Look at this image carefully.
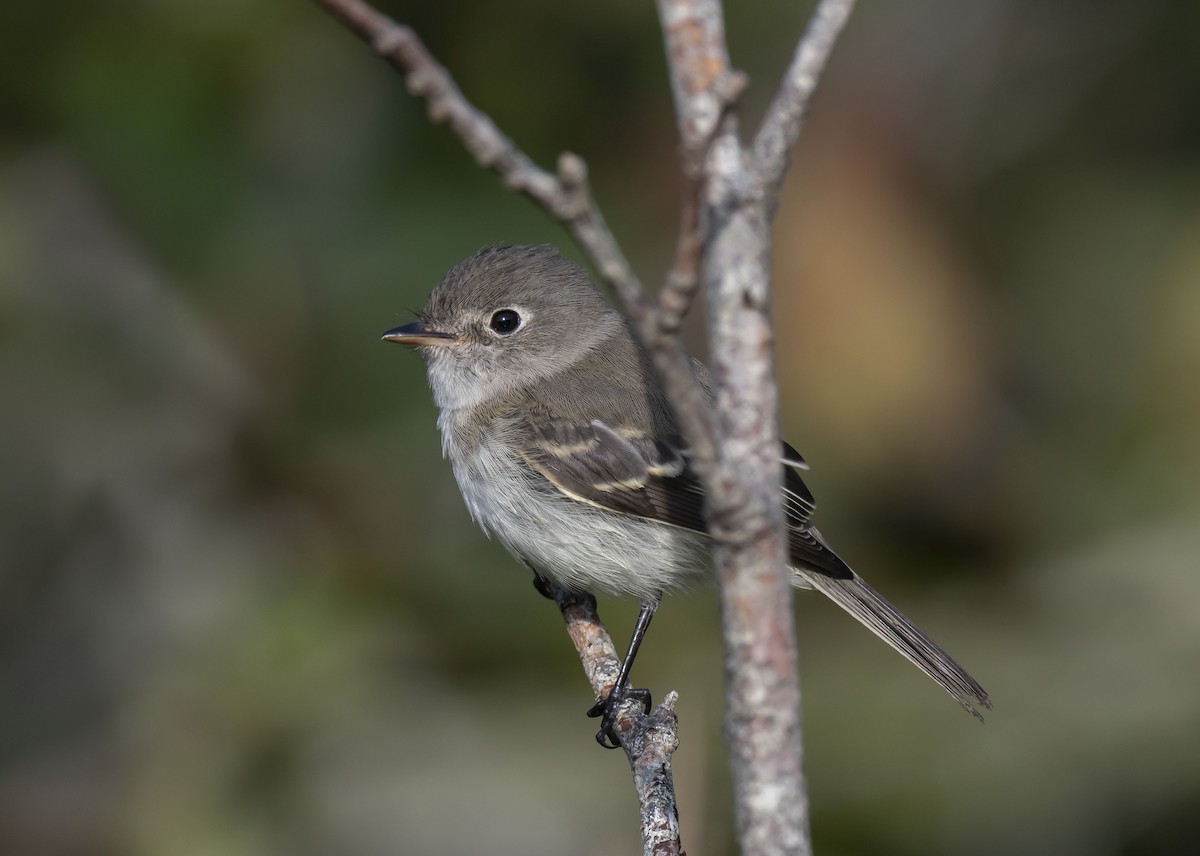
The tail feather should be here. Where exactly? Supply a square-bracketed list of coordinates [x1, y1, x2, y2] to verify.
[798, 569, 992, 719]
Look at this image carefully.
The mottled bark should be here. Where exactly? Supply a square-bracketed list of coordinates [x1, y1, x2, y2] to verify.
[655, 2, 854, 853]
[554, 589, 684, 856]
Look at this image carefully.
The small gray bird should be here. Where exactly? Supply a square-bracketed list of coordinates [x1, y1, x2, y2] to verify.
[384, 244, 990, 747]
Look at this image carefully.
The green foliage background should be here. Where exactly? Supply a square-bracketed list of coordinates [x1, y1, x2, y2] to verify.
[3, 1, 1200, 854]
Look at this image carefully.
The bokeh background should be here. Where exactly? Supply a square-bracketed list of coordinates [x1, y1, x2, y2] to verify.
[3, 1, 1200, 854]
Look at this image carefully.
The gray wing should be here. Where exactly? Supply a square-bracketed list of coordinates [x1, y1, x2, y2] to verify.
[517, 417, 851, 581]
[517, 417, 708, 532]
[519, 417, 991, 716]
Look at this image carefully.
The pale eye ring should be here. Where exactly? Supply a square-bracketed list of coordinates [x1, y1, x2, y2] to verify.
[489, 309, 522, 335]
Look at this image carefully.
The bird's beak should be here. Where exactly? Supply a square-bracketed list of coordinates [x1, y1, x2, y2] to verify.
[381, 321, 457, 347]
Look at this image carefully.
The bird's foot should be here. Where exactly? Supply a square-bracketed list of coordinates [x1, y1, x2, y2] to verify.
[531, 574, 556, 600]
[586, 684, 652, 749]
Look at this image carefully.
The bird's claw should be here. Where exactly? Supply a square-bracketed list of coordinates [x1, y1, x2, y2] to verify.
[586, 684, 652, 749]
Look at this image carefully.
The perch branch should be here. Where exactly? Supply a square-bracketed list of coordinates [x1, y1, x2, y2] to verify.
[554, 588, 684, 856]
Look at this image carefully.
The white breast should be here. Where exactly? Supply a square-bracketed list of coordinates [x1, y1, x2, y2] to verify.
[439, 412, 708, 600]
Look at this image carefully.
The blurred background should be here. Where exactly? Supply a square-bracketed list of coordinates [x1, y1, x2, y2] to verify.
[3, 0, 1199, 854]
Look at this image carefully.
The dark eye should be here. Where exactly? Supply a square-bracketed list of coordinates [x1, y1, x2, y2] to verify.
[489, 309, 522, 335]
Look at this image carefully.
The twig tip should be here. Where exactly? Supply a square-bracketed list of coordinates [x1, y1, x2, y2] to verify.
[556, 152, 588, 186]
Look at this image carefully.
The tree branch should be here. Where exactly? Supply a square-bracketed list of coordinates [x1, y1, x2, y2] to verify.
[652, 0, 746, 340]
[657, 182, 704, 341]
[751, 0, 857, 208]
[553, 588, 684, 856]
[655, 1, 850, 853]
[653, 0, 735, 153]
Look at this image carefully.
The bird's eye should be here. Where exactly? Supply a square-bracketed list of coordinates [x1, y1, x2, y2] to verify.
[489, 309, 522, 335]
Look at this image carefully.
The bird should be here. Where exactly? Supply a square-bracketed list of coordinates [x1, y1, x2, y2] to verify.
[383, 243, 990, 747]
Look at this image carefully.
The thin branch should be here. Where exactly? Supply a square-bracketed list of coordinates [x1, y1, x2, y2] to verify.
[751, 0, 857, 207]
[657, 181, 703, 341]
[653, 0, 746, 339]
[625, 693, 685, 856]
[653, 0, 734, 154]
[309, 2, 617, 273]
[553, 588, 684, 856]
[655, 1, 859, 853]
[555, 155, 719, 468]
[701, 168, 811, 855]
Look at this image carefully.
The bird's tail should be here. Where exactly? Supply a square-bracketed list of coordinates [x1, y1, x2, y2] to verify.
[797, 569, 992, 720]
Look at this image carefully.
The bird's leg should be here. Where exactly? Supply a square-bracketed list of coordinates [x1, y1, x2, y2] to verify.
[531, 573, 556, 600]
[587, 595, 660, 749]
